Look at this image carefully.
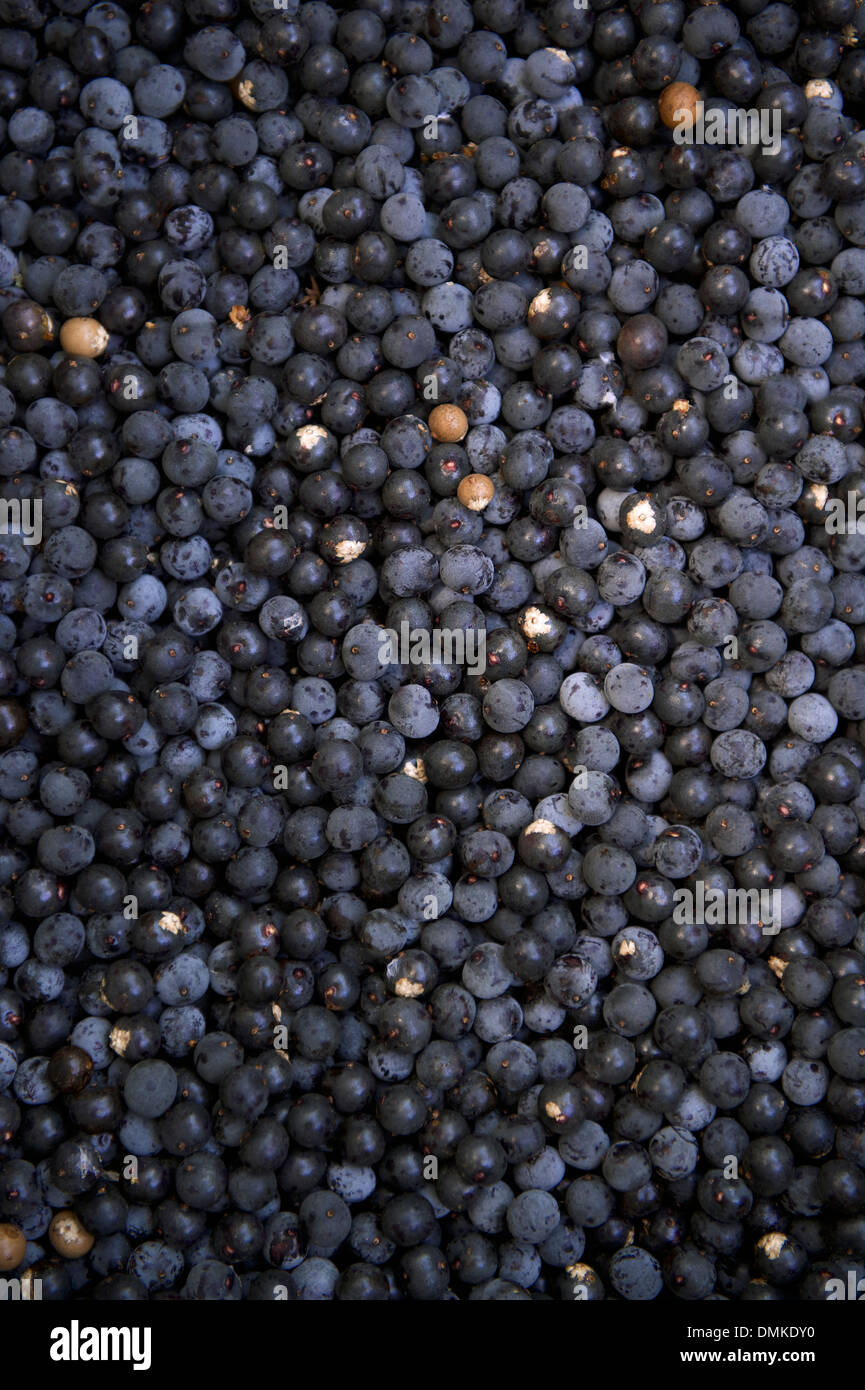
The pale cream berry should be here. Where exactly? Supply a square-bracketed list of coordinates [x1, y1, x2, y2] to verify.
[59, 317, 110, 358]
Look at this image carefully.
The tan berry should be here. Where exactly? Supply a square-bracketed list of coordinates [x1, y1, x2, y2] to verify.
[659, 82, 700, 131]
[0, 1222, 26, 1271]
[457, 473, 495, 511]
[59, 317, 110, 358]
[428, 403, 468, 443]
[49, 1210, 94, 1258]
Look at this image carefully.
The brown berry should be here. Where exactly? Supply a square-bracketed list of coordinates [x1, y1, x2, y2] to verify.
[46, 1044, 94, 1095]
[457, 474, 495, 511]
[49, 1210, 94, 1258]
[59, 317, 110, 358]
[428, 403, 468, 443]
[659, 82, 700, 131]
[0, 1222, 26, 1271]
